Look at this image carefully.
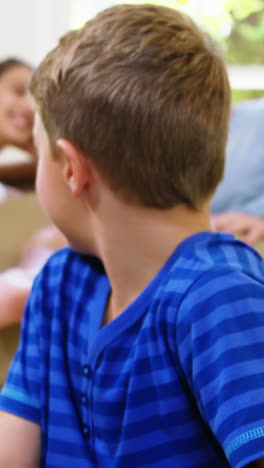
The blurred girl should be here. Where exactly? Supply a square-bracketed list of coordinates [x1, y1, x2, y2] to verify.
[0, 58, 66, 328]
[0, 58, 36, 186]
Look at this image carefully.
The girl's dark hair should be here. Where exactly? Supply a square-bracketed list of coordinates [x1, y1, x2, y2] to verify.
[0, 58, 32, 78]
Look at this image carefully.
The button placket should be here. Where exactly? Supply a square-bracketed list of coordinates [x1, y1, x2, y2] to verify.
[82, 425, 89, 438]
[83, 364, 91, 378]
[81, 393, 88, 406]
[80, 363, 92, 438]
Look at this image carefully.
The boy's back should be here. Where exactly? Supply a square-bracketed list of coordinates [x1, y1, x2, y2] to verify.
[2, 231, 264, 467]
[0, 4, 263, 468]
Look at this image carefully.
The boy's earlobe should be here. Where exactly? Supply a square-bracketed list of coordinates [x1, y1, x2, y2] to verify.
[66, 167, 78, 194]
[57, 138, 91, 197]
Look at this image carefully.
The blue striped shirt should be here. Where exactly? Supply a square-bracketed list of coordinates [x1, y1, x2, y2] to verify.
[1, 232, 264, 467]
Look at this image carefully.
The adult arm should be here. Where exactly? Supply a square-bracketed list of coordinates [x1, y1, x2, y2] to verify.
[212, 211, 264, 244]
[0, 226, 66, 329]
[0, 411, 40, 467]
[0, 269, 31, 328]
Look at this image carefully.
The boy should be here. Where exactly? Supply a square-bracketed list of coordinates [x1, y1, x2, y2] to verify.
[0, 4, 264, 467]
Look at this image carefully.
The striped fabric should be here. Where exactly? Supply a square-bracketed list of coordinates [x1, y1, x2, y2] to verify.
[1, 232, 264, 467]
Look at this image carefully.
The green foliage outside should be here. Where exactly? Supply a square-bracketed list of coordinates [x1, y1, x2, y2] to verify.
[125, 0, 264, 102]
[182, 0, 264, 102]
[73, 0, 264, 101]
[131, 0, 264, 65]
[74, 0, 264, 64]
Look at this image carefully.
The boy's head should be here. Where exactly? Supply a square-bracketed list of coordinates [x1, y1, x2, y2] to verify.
[31, 4, 230, 210]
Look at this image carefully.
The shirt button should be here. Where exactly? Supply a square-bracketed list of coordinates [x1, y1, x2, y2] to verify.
[81, 394, 87, 405]
[82, 425, 89, 438]
[83, 365, 91, 377]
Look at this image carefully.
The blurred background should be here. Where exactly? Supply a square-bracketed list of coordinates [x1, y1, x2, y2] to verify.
[1, 0, 263, 104]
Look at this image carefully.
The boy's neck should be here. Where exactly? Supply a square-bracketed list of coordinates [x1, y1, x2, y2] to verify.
[88, 197, 211, 324]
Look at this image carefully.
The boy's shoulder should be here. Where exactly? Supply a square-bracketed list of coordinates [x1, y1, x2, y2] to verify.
[26, 247, 110, 329]
[176, 231, 264, 275]
[42, 246, 105, 272]
[167, 232, 264, 326]
[203, 232, 264, 280]
[160, 232, 264, 313]
[33, 246, 107, 296]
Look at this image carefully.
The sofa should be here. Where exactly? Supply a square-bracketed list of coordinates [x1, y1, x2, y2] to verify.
[0, 192, 50, 386]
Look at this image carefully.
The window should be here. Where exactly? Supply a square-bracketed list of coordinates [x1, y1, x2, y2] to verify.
[70, 0, 264, 102]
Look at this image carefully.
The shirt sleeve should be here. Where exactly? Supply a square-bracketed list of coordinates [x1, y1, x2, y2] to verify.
[0, 272, 44, 424]
[177, 267, 264, 468]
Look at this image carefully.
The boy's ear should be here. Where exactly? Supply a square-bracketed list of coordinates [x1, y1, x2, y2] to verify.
[56, 139, 92, 197]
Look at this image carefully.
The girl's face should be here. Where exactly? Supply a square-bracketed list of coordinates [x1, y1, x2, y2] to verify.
[0, 65, 34, 149]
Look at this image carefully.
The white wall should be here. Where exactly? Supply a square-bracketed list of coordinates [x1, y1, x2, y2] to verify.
[0, 0, 72, 66]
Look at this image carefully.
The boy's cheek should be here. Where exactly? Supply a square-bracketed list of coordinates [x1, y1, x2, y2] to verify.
[35, 163, 50, 213]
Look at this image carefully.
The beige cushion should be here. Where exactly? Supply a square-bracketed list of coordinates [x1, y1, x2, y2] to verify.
[0, 193, 50, 270]
[0, 193, 50, 386]
[0, 326, 20, 386]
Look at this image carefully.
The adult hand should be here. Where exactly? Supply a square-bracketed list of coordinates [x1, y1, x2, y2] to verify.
[0, 268, 32, 328]
[211, 211, 264, 245]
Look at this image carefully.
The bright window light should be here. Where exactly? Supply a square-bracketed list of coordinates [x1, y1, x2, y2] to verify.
[69, 0, 264, 91]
